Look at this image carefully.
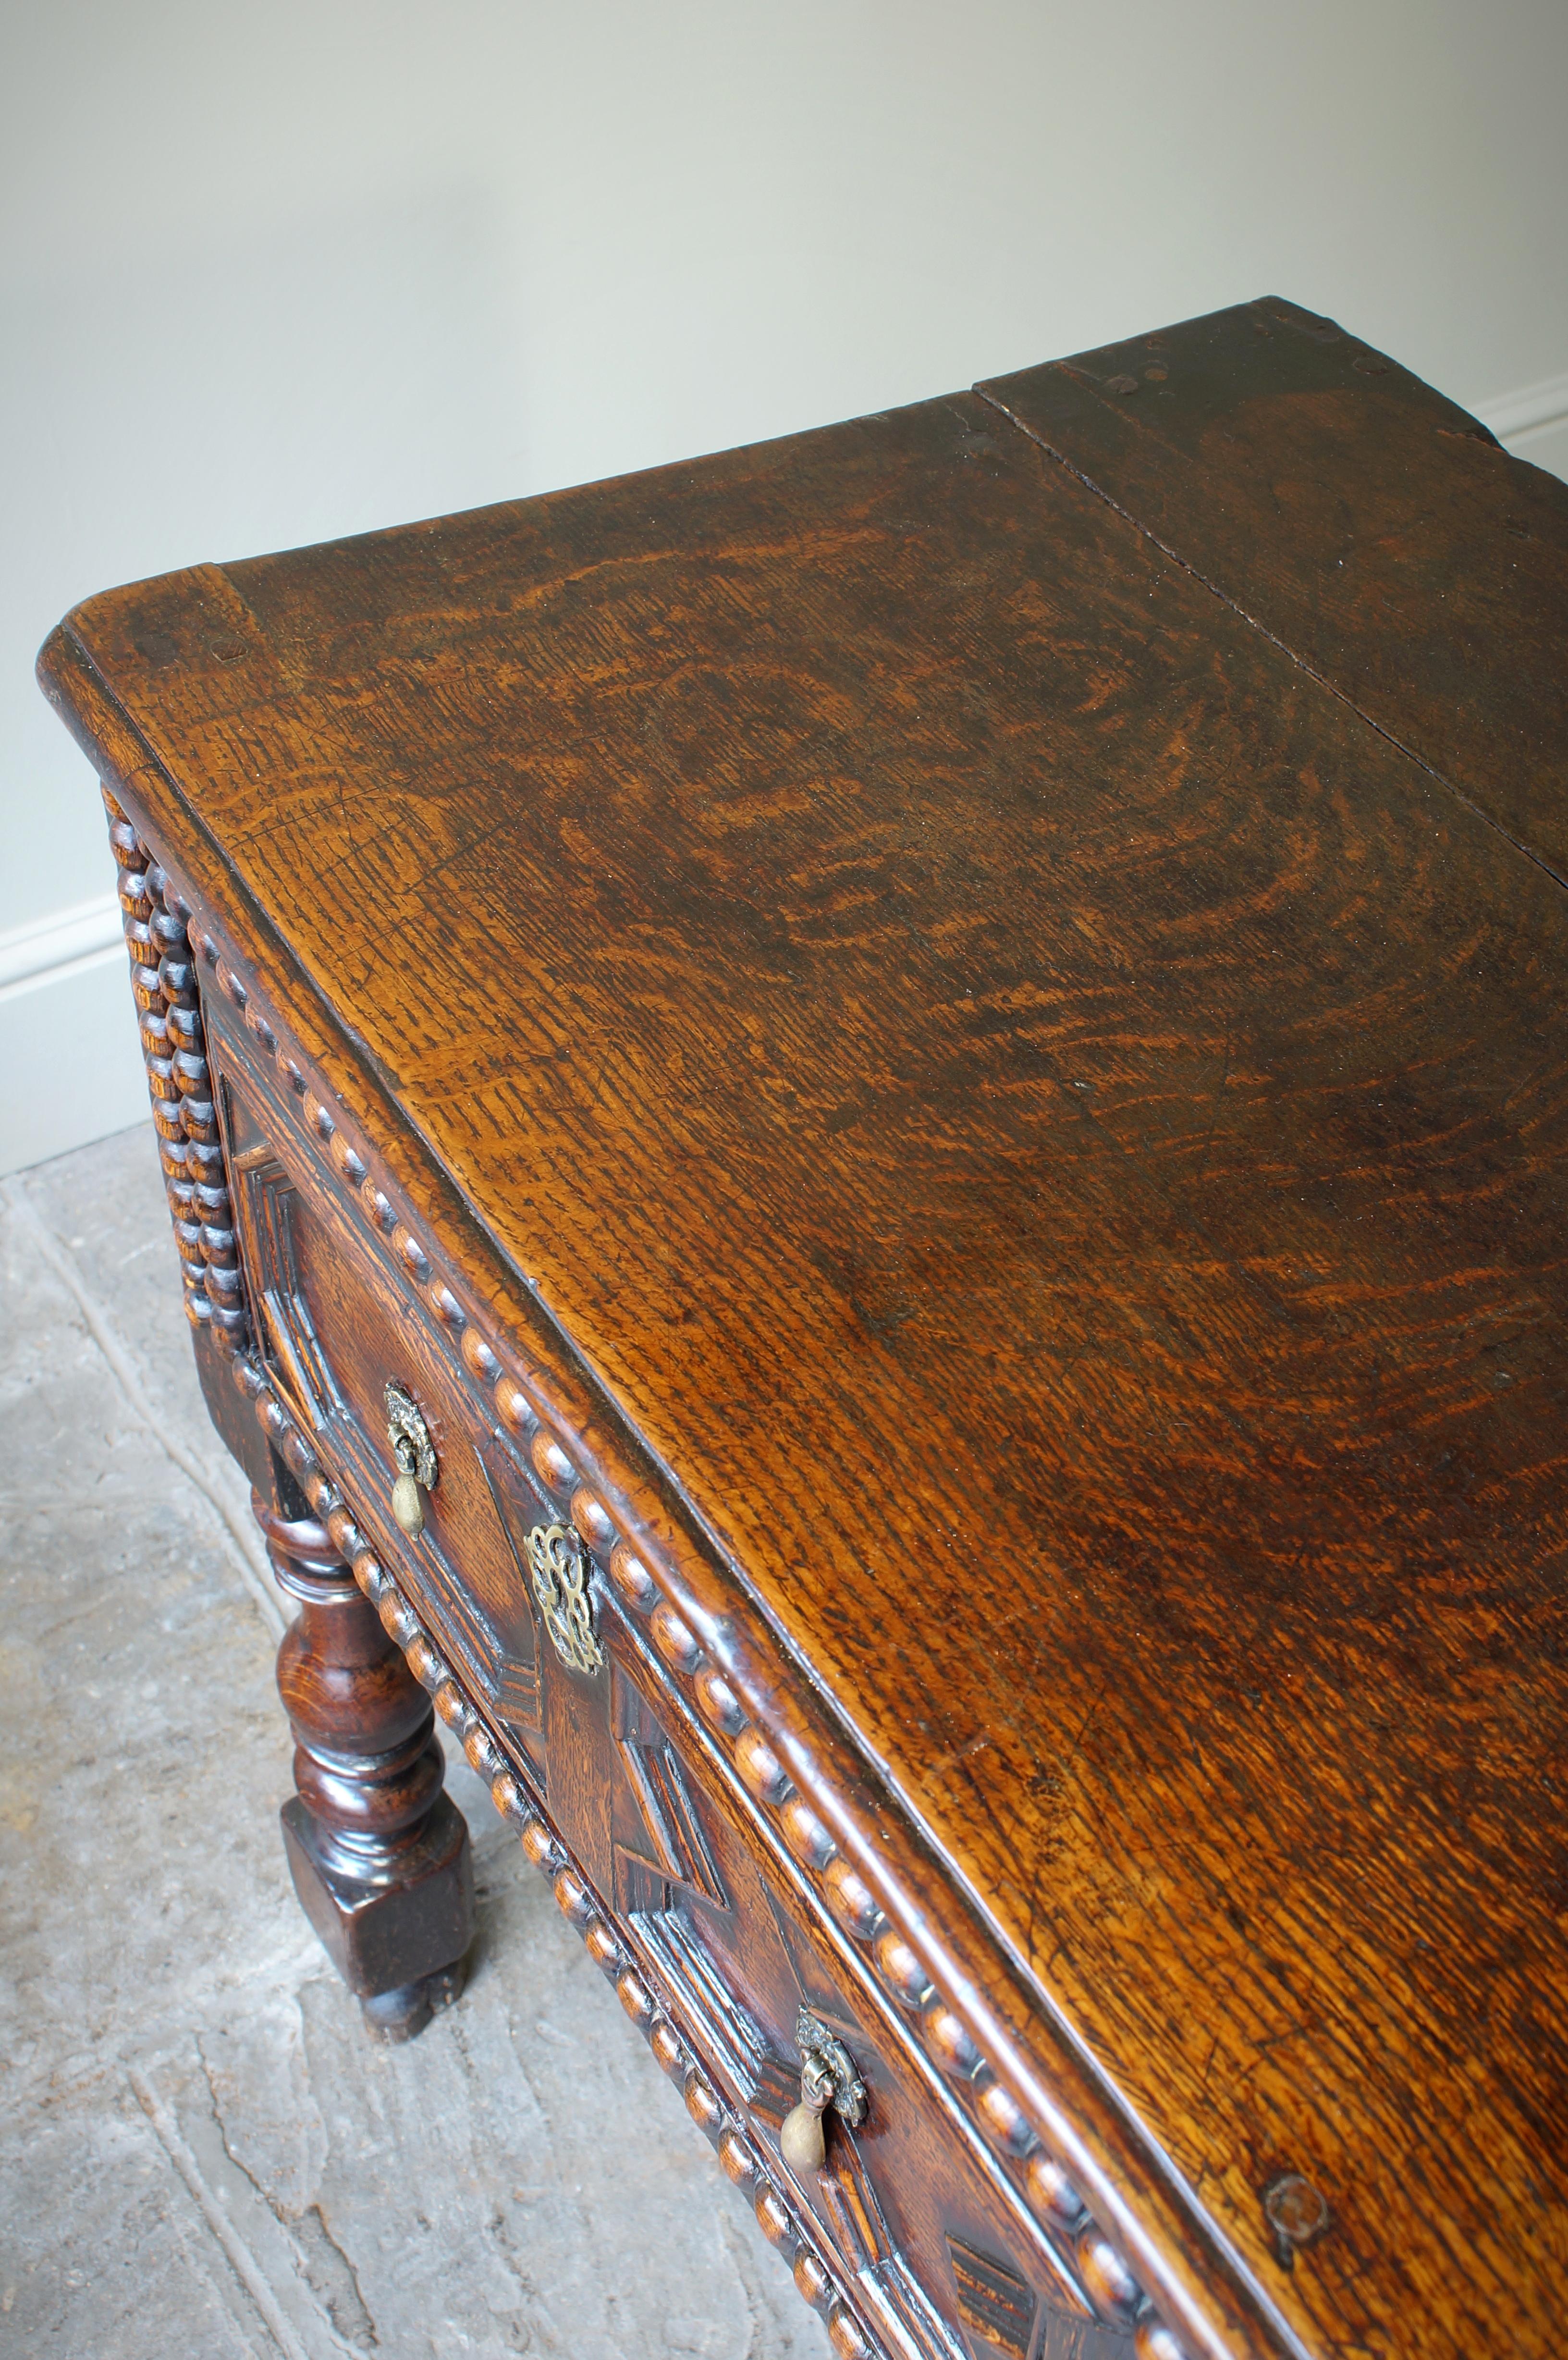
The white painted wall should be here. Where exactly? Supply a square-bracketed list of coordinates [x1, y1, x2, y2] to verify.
[4, 0, 1567, 1173]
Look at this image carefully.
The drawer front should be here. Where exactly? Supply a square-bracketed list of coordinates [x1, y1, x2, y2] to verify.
[596, 1638, 1109, 2360]
[202, 996, 1157, 2360]
[220, 1058, 548, 1756]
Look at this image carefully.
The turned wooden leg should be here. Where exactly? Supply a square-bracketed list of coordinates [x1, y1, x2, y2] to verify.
[257, 1497, 475, 2042]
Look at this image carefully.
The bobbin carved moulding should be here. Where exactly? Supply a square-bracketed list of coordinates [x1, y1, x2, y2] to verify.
[38, 296, 1568, 2360]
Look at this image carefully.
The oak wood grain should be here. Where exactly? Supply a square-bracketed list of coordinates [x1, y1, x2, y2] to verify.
[980, 294, 1568, 876]
[39, 312, 1568, 2359]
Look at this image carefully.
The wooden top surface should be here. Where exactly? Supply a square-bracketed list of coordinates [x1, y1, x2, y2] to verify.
[981, 299, 1568, 875]
[44, 300, 1568, 2357]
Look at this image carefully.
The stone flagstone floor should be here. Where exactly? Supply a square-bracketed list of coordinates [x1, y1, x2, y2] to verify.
[0, 1121, 825, 2360]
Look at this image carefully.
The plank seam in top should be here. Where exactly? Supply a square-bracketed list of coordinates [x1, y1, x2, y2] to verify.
[972, 374, 1568, 905]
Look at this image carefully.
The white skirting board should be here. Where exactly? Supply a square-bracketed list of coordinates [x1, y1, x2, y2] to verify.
[0, 900, 150, 1178]
[1478, 368, 1568, 486]
[1501, 411, 1568, 485]
[4, 369, 1564, 1180]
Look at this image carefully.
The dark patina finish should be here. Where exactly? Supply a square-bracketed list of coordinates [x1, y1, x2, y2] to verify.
[38, 297, 1568, 2360]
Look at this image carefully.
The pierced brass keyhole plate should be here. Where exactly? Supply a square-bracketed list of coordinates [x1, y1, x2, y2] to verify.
[526, 1521, 604, 1676]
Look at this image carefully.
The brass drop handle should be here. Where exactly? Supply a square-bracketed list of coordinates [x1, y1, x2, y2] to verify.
[385, 1382, 438, 1536]
[780, 2008, 867, 2172]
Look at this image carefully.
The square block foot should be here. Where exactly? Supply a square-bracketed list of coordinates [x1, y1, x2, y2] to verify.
[281, 1793, 474, 2004]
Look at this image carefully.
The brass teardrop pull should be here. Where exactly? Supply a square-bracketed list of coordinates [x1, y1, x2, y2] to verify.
[780, 2008, 867, 2173]
[385, 1382, 438, 1536]
[391, 1470, 425, 1536]
[780, 2066, 833, 2171]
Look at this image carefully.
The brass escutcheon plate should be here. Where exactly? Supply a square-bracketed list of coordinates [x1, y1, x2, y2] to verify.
[384, 1381, 438, 1489]
[797, 2006, 868, 2126]
[526, 1521, 603, 1676]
